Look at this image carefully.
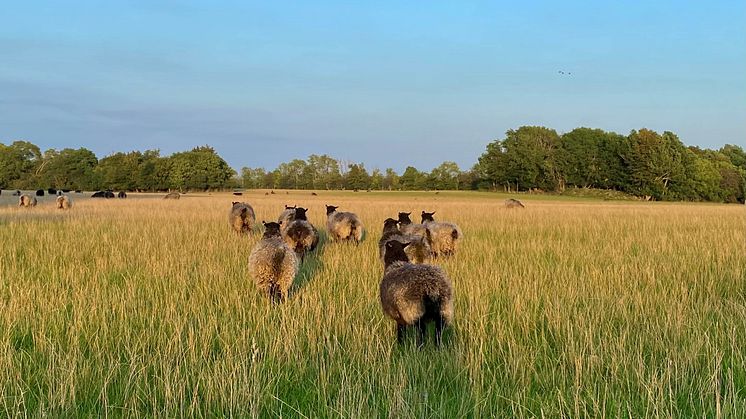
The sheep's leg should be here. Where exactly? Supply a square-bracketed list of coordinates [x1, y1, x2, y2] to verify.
[416, 321, 427, 348]
[435, 315, 445, 348]
[396, 324, 406, 344]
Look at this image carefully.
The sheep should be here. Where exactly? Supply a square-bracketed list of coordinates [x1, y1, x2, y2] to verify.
[19, 194, 37, 208]
[164, 192, 180, 199]
[248, 221, 299, 303]
[91, 191, 114, 198]
[397, 212, 429, 237]
[12, 190, 21, 196]
[379, 239, 454, 347]
[35, 189, 44, 197]
[505, 198, 525, 208]
[118, 191, 127, 199]
[56, 195, 72, 209]
[420, 211, 462, 257]
[48, 188, 57, 195]
[325, 205, 363, 243]
[282, 207, 319, 259]
[277, 205, 296, 227]
[378, 218, 433, 264]
[229, 201, 256, 234]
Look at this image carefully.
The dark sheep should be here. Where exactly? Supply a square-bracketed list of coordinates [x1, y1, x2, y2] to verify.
[118, 191, 127, 199]
[36, 189, 44, 197]
[48, 188, 57, 195]
[282, 207, 319, 259]
[380, 240, 454, 347]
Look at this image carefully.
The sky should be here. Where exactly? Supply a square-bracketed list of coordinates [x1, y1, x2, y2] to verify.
[1, 1, 744, 172]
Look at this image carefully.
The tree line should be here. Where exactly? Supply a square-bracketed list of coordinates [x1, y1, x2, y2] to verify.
[2, 126, 744, 202]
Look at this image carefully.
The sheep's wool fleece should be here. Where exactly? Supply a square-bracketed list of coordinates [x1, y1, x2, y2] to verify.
[327, 212, 363, 241]
[380, 262, 454, 326]
[248, 237, 299, 296]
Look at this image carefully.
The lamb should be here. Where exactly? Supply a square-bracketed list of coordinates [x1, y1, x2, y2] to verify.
[56, 195, 72, 209]
[282, 207, 319, 259]
[397, 212, 429, 237]
[325, 205, 364, 243]
[378, 218, 433, 264]
[379, 239, 454, 347]
[504, 198, 525, 208]
[164, 192, 180, 199]
[19, 194, 37, 208]
[229, 201, 256, 234]
[248, 221, 299, 303]
[420, 211, 462, 257]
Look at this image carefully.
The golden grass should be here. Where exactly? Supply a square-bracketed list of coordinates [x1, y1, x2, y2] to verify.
[0, 191, 744, 417]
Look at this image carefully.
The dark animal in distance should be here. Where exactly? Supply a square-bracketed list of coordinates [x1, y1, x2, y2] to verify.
[91, 191, 115, 198]
[48, 188, 57, 195]
[35, 189, 44, 197]
[118, 191, 127, 199]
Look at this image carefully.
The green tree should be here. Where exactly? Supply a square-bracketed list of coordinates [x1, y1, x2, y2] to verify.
[427, 161, 461, 190]
[344, 163, 370, 190]
[37, 148, 98, 190]
[399, 166, 426, 190]
[0, 140, 42, 189]
[383, 168, 400, 190]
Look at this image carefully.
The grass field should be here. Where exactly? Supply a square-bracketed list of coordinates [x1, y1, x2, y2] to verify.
[0, 190, 744, 417]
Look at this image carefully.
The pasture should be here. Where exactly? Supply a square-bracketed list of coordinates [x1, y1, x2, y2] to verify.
[0, 191, 744, 417]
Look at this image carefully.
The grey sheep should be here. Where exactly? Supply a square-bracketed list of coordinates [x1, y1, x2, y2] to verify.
[420, 211, 462, 257]
[282, 207, 319, 260]
[277, 205, 296, 234]
[248, 221, 299, 303]
[325, 205, 364, 242]
[164, 192, 180, 199]
[229, 201, 256, 234]
[505, 198, 525, 208]
[56, 195, 73, 209]
[397, 212, 429, 237]
[380, 239, 454, 347]
[378, 218, 433, 264]
[19, 194, 37, 208]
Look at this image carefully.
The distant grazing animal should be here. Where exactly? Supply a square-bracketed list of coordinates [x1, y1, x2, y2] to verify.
[62, 189, 71, 193]
[56, 190, 63, 196]
[311, 192, 318, 196]
[420, 211, 462, 257]
[380, 240, 454, 347]
[56, 195, 72, 209]
[118, 191, 127, 199]
[232, 192, 243, 196]
[270, 190, 276, 195]
[19, 194, 37, 208]
[265, 192, 269, 196]
[12, 190, 21, 196]
[397, 212, 429, 237]
[325, 205, 364, 243]
[504, 198, 525, 208]
[282, 207, 319, 259]
[74, 190, 81, 193]
[248, 221, 299, 303]
[91, 191, 115, 198]
[48, 188, 57, 195]
[164, 192, 180, 200]
[229, 201, 256, 234]
[378, 218, 432, 264]
[35, 189, 44, 197]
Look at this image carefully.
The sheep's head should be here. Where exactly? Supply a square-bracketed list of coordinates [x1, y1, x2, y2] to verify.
[325, 205, 339, 215]
[382, 218, 399, 233]
[293, 207, 308, 221]
[421, 211, 436, 223]
[262, 221, 282, 237]
[397, 212, 413, 225]
[384, 240, 411, 268]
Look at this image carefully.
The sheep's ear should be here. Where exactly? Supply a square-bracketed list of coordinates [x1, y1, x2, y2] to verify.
[278, 221, 282, 225]
[406, 212, 411, 216]
[403, 242, 412, 248]
[232, 201, 237, 205]
[262, 221, 267, 225]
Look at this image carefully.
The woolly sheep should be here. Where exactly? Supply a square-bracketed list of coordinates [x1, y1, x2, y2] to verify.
[164, 192, 180, 200]
[229, 201, 256, 234]
[325, 205, 364, 243]
[56, 195, 72, 209]
[420, 211, 462, 257]
[282, 207, 319, 259]
[380, 239, 454, 347]
[248, 221, 299, 303]
[19, 194, 37, 208]
[277, 205, 296, 234]
[504, 198, 525, 208]
[378, 218, 433, 264]
[397, 212, 429, 237]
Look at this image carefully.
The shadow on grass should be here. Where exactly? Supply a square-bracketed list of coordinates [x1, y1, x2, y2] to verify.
[292, 229, 327, 296]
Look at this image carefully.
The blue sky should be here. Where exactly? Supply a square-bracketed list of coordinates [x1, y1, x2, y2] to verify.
[1, 1, 744, 172]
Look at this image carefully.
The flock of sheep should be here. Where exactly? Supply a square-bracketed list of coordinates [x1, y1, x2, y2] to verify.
[235, 201, 465, 347]
[17, 192, 73, 210]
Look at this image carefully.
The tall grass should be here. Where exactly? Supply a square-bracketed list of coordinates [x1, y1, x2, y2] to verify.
[0, 192, 744, 417]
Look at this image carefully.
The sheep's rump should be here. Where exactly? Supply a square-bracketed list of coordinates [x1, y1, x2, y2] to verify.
[380, 262, 454, 326]
[424, 222, 462, 256]
[19, 195, 37, 207]
[378, 232, 432, 264]
[56, 195, 72, 209]
[229, 202, 256, 233]
[504, 198, 524, 208]
[399, 223, 428, 237]
[283, 220, 319, 254]
[278, 208, 296, 233]
[248, 237, 298, 298]
[327, 212, 363, 241]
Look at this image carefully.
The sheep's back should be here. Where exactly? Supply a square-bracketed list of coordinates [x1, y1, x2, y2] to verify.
[380, 263, 454, 325]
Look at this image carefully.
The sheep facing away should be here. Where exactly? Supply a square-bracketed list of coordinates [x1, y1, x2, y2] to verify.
[505, 198, 525, 208]
[19, 195, 37, 208]
[248, 221, 299, 303]
[56, 195, 72, 209]
[282, 207, 319, 259]
[397, 212, 429, 237]
[378, 218, 432, 264]
[380, 240, 454, 347]
[420, 211, 462, 257]
[229, 201, 256, 234]
[326, 205, 364, 242]
[277, 205, 296, 234]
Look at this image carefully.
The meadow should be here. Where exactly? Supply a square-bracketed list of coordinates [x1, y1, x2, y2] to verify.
[0, 190, 744, 417]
